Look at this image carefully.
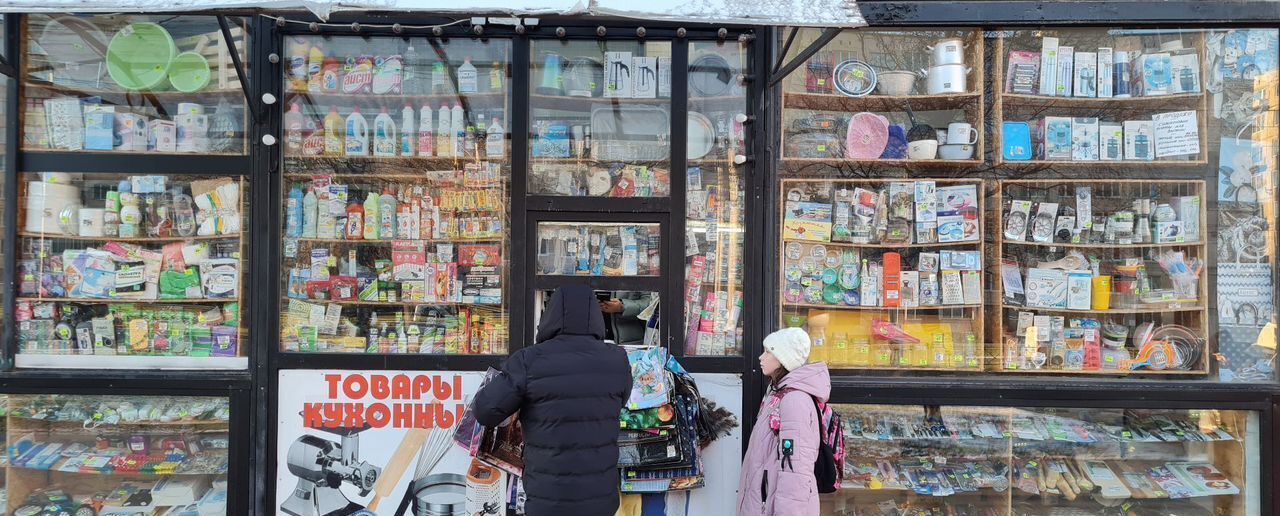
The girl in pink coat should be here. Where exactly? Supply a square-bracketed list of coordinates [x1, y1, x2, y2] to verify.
[737, 328, 832, 516]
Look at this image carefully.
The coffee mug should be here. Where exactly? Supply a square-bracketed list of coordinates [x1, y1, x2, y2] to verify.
[908, 139, 939, 160]
[947, 122, 979, 145]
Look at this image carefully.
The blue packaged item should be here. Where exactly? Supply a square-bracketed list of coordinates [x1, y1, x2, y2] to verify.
[1002, 121, 1032, 161]
[880, 124, 908, 159]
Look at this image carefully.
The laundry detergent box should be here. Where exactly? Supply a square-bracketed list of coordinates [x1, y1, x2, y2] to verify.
[1071, 117, 1099, 160]
[1123, 120, 1154, 160]
[1099, 122, 1124, 161]
[1037, 116, 1073, 160]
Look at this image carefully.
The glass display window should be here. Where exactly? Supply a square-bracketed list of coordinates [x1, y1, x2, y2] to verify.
[0, 393, 231, 515]
[535, 289, 661, 346]
[779, 28, 985, 173]
[775, 27, 1280, 382]
[22, 15, 250, 156]
[685, 39, 749, 356]
[535, 222, 662, 277]
[14, 172, 247, 369]
[279, 35, 511, 355]
[822, 403, 1259, 516]
[528, 40, 673, 197]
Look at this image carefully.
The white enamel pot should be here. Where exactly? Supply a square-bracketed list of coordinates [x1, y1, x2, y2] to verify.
[928, 37, 968, 65]
[919, 64, 971, 95]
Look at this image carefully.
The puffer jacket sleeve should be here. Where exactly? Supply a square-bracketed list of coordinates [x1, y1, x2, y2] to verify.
[769, 390, 820, 516]
[472, 348, 531, 427]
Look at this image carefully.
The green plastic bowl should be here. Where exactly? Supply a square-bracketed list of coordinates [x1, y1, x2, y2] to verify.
[168, 51, 211, 93]
[106, 22, 177, 91]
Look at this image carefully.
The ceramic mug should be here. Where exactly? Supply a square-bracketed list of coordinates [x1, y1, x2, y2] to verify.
[947, 122, 979, 145]
[908, 139, 939, 160]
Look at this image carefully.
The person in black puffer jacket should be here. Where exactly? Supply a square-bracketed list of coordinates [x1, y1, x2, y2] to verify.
[472, 285, 633, 516]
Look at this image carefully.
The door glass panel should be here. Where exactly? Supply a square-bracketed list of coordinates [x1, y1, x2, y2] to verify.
[529, 40, 673, 197]
[279, 35, 511, 355]
[535, 289, 660, 346]
[535, 222, 661, 277]
[685, 39, 748, 356]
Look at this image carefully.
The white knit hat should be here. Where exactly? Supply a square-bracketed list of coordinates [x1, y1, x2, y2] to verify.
[763, 328, 811, 372]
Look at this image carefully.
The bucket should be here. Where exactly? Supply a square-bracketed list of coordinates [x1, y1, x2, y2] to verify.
[168, 51, 211, 93]
[106, 22, 177, 91]
[24, 181, 82, 235]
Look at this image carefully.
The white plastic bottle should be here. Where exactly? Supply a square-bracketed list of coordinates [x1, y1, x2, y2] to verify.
[373, 108, 397, 157]
[486, 117, 505, 158]
[418, 105, 434, 157]
[345, 107, 370, 156]
[451, 102, 465, 157]
[285, 102, 305, 154]
[458, 56, 478, 93]
[380, 186, 397, 239]
[436, 103, 452, 158]
[302, 187, 318, 238]
[400, 104, 415, 157]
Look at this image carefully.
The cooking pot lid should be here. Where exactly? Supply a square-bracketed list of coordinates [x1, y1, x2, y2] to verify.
[689, 53, 734, 97]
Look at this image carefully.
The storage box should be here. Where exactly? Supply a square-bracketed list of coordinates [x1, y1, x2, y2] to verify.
[1170, 51, 1200, 94]
[1073, 51, 1097, 97]
[1067, 271, 1092, 310]
[1123, 120, 1154, 160]
[149, 119, 177, 152]
[1171, 195, 1201, 241]
[1099, 122, 1123, 160]
[1071, 117, 1099, 160]
[114, 113, 150, 151]
[1038, 116, 1073, 160]
[1097, 48, 1114, 97]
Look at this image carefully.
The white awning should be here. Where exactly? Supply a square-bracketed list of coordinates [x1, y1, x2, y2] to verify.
[0, 0, 865, 27]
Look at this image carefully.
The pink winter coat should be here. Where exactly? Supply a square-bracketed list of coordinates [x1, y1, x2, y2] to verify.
[736, 362, 832, 516]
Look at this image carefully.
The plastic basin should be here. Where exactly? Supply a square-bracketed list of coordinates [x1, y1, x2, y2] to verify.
[106, 22, 177, 91]
[169, 51, 211, 93]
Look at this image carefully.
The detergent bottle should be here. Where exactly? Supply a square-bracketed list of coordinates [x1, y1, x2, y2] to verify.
[363, 191, 381, 240]
[418, 104, 434, 157]
[450, 102, 465, 157]
[345, 107, 369, 157]
[373, 107, 397, 157]
[436, 103, 452, 157]
[400, 104, 415, 156]
[323, 107, 344, 157]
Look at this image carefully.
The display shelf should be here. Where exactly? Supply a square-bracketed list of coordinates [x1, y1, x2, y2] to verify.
[1000, 304, 1204, 315]
[303, 299, 502, 307]
[282, 172, 492, 181]
[7, 417, 228, 428]
[283, 155, 493, 164]
[830, 365, 983, 373]
[779, 158, 983, 171]
[7, 462, 226, 477]
[24, 79, 242, 101]
[783, 91, 982, 112]
[786, 302, 983, 311]
[784, 238, 981, 250]
[531, 93, 673, 109]
[998, 159, 1209, 168]
[14, 355, 248, 369]
[291, 237, 503, 245]
[999, 92, 1206, 109]
[996, 366, 1206, 376]
[288, 91, 506, 104]
[20, 148, 243, 157]
[17, 231, 240, 243]
[15, 297, 232, 305]
[1002, 240, 1203, 249]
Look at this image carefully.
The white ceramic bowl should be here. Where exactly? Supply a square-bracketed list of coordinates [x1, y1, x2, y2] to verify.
[907, 139, 939, 160]
[877, 71, 917, 96]
[938, 143, 975, 160]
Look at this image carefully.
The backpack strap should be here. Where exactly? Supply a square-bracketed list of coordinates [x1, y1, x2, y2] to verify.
[768, 387, 826, 438]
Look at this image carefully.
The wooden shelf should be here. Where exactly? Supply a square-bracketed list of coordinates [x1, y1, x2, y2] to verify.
[785, 302, 982, 311]
[16, 297, 232, 305]
[1000, 92, 1206, 109]
[291, 237, 503, 244]
[828, 365, 984, 373]
[784, 91, 981, 112]
[530, 157, 669, 166]
[1003, 240, 1204, 249]
[995, 367, 1208, 376]
[25, 80, 242, 101]
[8, 416, 228, 428]
[285, 155, 498, 164]
[283, 172, 506, 182]
[295, 299, 502, 308]
[8, 462, 225, 477]
[784, 238, 981, 250]
[288, 90, 505, 104]
[997, 159, 1208, 168]
[1000, 304, 1204, 315]
[531, 93, 672, 110]
[780, 158, 983, 171]
[18, 231, 240, 243]
[22, 148, 244, 157]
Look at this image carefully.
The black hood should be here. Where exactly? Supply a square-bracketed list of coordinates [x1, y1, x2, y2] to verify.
[536, 285, 606, 343]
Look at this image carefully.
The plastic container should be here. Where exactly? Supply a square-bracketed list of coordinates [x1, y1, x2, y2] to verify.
[168, 51, 211, 93]
[786, 131, 843, 159]
[106, 22, 177, 91]
[24, 181, 82, 234]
